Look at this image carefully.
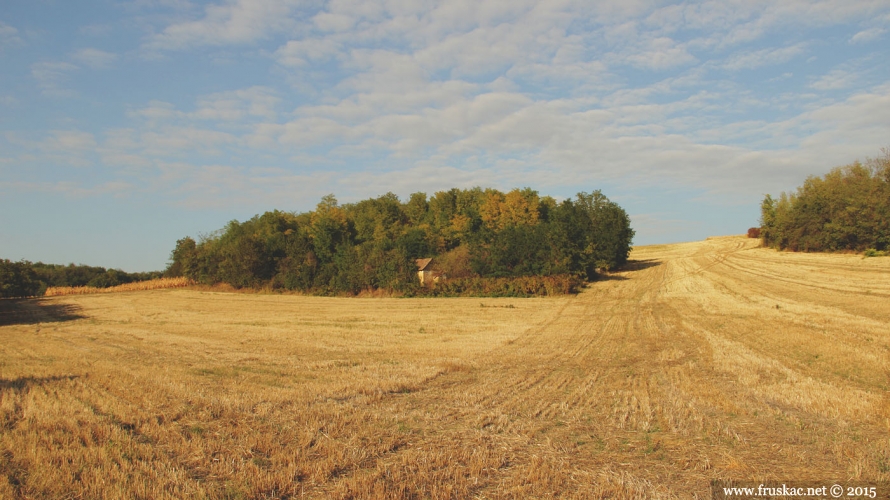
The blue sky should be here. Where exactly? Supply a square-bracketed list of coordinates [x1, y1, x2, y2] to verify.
[2, 0, 889, 272]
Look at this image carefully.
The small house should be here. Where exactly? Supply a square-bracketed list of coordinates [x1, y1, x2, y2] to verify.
[415, 258, 445, 286]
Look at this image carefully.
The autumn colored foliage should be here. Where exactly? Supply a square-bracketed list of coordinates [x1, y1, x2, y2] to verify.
[166, 188, 634, 296]
[760, 151, 890, 253]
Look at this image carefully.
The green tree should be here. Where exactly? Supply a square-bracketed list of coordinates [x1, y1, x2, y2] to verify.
[87, 269, 132, 288]
[574, 191, 635, 271]
[761, 151, 890, 252]
[347, 192, 406, 245]
[759, 195, 777, 247]
[0, 260, 45, 298]
[404, 192, 430, 227]
[309, 195, 351, 263]
[165, 237, 198, 277]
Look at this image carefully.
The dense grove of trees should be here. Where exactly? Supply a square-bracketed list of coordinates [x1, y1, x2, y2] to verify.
[0, 260, 45, 298]
[0, 260, 163, 298]
[166, 188, 634, 295]
[760, 152, 890, 252]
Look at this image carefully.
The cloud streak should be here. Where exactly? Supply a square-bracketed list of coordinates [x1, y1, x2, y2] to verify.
[30, 61, 79, 97]
[72, 48, 118, 68]
[0, 21, 23, 49]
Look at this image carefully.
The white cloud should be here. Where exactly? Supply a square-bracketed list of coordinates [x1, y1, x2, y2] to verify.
[629, 213, 701, 240]
[338, 164, 499, 199]
[12, 0, 889, 216]
[801, 84, 890, 144]
[849, 27, 886, 43]
[30, 61, 79, 97]
[126, 0, 195, 10]
[810, 69, 857, 90]
[412, 20, 545, 77]
[139, 127, 237, 155]
[130, 100, 182, 121]
[79, 24, 113, 37]
[278, 116, 354, 148]
[769, 72, 794, 82]
[253, 78, 889, 202]
[130, 88, 282, 124]
[31, 62, 77, 83]
[275, 38, 341, 66]
[723, 44, 806, 70]
[100, 152, 154, 170]
[3, 180, 134, 198]
[293, 78, 478, 123]
[3, 130, 100, 169]
[191, 86, 281, 121]
[717, 1, 887, 46]
[153, 161, 332, 209]
[312, 11, 355, 32]
[46, 130, 97, 151]
[72, 48, 119, 68]
[0, 21, 23, 49]
[620, 37, 697, 70]
[144, 0, 300, 51]
[100, 123, 239, 159]
[538, 84, 890, 194]
[103, 128, 142, 151]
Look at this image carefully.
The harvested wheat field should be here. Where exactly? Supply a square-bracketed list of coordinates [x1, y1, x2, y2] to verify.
[1, 235, 889, 499]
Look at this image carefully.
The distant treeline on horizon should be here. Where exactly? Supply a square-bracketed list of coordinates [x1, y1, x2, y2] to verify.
[164, 188, 635, 296]
[0, 261, 162, 298]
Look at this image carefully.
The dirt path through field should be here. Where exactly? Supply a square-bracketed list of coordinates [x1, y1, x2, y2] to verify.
[329, 236, 890, 497]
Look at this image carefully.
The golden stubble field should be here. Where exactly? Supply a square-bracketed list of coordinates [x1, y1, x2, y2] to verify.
[1, 236, 889, 499]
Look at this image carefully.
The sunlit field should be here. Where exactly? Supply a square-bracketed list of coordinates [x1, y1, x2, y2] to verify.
[1, 236, 888, 498]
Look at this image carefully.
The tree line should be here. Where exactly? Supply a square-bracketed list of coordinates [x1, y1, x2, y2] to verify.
[165, 188, 634, 296]
[760, 151, 890, 253]
[0, 260, 162, 298]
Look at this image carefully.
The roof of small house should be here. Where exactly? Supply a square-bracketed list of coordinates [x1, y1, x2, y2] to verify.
[415, 258, 433, 271]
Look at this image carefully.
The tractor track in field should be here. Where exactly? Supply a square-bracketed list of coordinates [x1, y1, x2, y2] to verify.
[318, 236, 890, 497]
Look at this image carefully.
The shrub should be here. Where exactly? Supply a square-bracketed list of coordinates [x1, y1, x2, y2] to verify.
[863, 248, 887, 258]
[0, 259, 46, 298]
[747, 227, 761, 238]
[417, 274, 583, 297]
